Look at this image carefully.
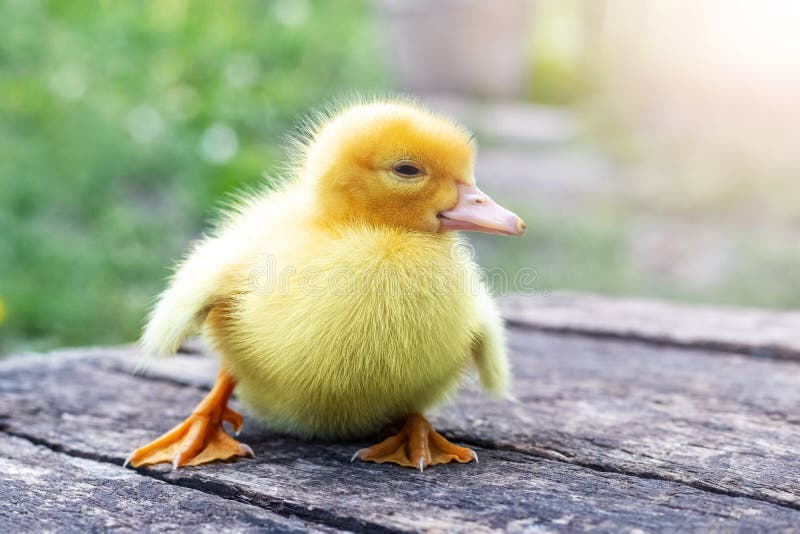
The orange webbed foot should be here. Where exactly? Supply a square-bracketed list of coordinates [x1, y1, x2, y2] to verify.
[124, 409, 253, 468]
[351, 413, 477, 472]
[125, 370, 254, 469]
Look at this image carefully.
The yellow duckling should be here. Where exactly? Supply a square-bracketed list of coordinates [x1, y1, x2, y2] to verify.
[126, 98, 525, 471]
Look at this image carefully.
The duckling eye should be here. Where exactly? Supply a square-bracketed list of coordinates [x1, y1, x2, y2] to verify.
[392, 162, 424, 178]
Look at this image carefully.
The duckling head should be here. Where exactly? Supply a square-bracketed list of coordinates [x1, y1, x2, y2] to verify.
[300, 100, 525, 236]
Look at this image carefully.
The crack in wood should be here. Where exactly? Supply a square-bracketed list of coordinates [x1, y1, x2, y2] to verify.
[501, 293, 800, 361]
[0, 432, 336, 533]
[506, 320, 793, 362]
[447, 433, 800, 514]
[12, 422, 794, 530]
[0, 429, 399, 534]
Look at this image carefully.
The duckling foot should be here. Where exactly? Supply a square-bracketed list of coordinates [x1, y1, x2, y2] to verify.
[125, 370, 254, 469]
[351, 413, 477, 472]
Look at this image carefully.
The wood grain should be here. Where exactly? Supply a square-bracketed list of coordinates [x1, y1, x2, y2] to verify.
[501, 292, 800, 359]
[3, 337, 800, 531]
[441, 330, 800, 509]
[0, 433, 339, 533]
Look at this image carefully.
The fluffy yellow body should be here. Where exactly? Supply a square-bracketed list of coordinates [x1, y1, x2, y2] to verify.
[206, 191, 502, 438]
[139, 100, 511, 443]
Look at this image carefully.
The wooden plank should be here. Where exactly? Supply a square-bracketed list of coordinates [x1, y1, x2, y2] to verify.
[2, 351, 800, 531]
[108, 331, 800, 510]
[0, 433, 339, 533]
[439, 329, 800, 509]
[501, 292, 800, 359]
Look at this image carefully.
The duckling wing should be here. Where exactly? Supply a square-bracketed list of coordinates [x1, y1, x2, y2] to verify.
[140, 236, 239, 357]
[471, 284, 511, 396]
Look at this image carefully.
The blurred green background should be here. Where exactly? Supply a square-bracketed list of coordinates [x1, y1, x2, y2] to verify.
[2, 0, 799, 355]
[0, 0, 382, 353]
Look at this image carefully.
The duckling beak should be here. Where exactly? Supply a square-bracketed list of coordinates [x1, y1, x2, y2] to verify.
[438, 183, 526, 236]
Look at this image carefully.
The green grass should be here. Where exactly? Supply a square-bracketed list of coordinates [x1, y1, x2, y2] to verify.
[0, 0, 384, 354]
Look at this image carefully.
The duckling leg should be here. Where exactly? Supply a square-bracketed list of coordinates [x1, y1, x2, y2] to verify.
[351, 413, 477, 472]
[125, 369, 254, 469]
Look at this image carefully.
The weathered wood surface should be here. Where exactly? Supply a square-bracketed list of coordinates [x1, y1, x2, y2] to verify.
[502, 292, 800, 359]
[0, 434, 336, 533]
[3, 295, 800, 532]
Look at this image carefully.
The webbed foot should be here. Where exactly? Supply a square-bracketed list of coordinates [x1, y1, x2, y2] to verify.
[351, 413, 476, 471]
[125, 370, 253, 468]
